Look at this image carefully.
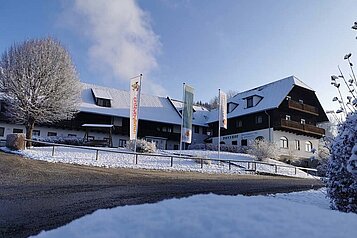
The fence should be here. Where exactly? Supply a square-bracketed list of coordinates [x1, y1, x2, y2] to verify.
[23, 139, 317, 176]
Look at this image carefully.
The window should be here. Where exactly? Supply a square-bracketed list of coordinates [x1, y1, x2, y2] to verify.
[96, 98, 111, 107]
[246, 97, 253, 108]
[13, 128, 23, 133]
[285, 115, 291, 121]
[68, 134, 77, 137]
[286, 96, 291, 101]
[47, 132, 57, 137]
[255, 115, 263, 124]
[301, 119, 306, 124]
[232, 140, 238, 145]
[162, 127, 167, 132]
[119, 139, 127, 147]
[236, 120, 243, 128]
[241, 139, 248, 146]
[305, 141, 313, 152]
[0, 102, 5, 112]
[202, 127, 208, 135]
[87, 136, 94, 141]
[167, 127, 172, 133]
[280, 136, 288, 148]
[0, 127, 4, 137]
[299, 99, 304, 104]
[294, 140, 300, 150]
[33, 130, 41, 137]
[194, 126, 199, 134]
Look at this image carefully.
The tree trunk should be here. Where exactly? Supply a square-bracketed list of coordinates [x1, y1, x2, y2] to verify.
[25, 120, 35, 148]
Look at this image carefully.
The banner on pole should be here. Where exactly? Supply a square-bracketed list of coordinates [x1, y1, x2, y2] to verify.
[130, 77, 141, 140]
[182, 84, 194, 143]
[219, 90, 227, 129]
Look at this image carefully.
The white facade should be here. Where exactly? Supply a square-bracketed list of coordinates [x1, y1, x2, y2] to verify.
[213, 128, 271, 146]
[212, 128, 316, 159]
[0, 122, 185, 150]
[272, 130, 317, 159]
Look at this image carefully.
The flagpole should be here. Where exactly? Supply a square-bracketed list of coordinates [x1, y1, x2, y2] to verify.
[134, 74, 143, 154]
[179, 83, 185, 156]
[218, 89, 221, 161]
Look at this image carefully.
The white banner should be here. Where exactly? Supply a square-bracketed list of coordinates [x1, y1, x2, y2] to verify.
[181, 84, 194, 143]
[130, 76, 141, 140]
[219, 90, 227, 129]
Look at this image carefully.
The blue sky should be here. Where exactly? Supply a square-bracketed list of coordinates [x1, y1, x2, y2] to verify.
[0, 0, 356, 111]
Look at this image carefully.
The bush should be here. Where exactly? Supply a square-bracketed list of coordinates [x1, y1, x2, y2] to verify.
[126, 139, 156, 153]
[188, 143, 248, 153]
[246, 140, 279, 161]
[33, 136, 85, 146]
[327, 113, 357, 213]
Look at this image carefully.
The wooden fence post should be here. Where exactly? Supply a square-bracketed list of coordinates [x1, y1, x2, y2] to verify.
[170, 157, 173, 167]
[135, 154, 138, 164]
[52, 146, 55, 156]
[96, 150, 99, 160]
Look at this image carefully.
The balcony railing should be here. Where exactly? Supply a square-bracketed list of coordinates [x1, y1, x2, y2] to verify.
[287, 100, 319, 115]
[275, 119, 325, 137]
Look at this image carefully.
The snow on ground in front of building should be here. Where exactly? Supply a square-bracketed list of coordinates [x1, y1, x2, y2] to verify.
[32, 189, 357, 238]
[1, 147, 314, 178]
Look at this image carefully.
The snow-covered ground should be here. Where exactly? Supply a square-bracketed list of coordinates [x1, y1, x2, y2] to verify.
[32, 189, 357, 238]
[1, 146, 314, 178]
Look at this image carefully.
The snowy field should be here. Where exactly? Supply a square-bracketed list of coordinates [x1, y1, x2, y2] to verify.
[1, 146, 314, 178]
[32, 189, 357, 238]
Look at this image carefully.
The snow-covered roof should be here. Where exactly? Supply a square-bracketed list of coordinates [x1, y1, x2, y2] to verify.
[82, 124, 114, 128]
[207, 76, 314, 122]
[168, 98, 210, 126]
[91, 88, 113, 100]
[80, 83, 182, 125]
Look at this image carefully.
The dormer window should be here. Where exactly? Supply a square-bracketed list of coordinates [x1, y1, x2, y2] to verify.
[247, 97, 253, 108]
[228, 102, 238, 113]
[91, 88, 112, 108]
[245, 95, 263, 109]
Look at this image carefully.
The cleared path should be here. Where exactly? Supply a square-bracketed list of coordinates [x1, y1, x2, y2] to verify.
[0, 152, 323, 238]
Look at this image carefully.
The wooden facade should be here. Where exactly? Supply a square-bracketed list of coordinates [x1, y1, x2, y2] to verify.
[209, 85, 327, 139]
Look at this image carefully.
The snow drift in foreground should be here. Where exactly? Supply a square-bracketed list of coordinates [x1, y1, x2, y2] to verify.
[1, 146, 314, 178]
[33, 189, 356, 238]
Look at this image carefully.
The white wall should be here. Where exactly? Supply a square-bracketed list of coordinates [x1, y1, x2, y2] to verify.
[212, 128, 272, 146]
[273, 130, 318, 159]
[191, 126, 209, 145]
[210, 128, 318, 159]
[0, 122, 128, 147]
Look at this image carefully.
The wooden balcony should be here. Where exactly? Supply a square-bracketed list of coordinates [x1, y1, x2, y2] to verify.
[287, 100, 319, 116]
[275, 119, 325, 137]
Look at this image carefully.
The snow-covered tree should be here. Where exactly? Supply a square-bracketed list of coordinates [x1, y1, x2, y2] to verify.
[326, 25, 357, 212]
[327, 113, 357, 213]
[247, 139, 279, 162]
[0, 38, 80, 146]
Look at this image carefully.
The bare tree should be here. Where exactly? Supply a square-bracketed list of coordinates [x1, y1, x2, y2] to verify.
[0, 37, 80, 146]
[207, 90, 238, 110]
